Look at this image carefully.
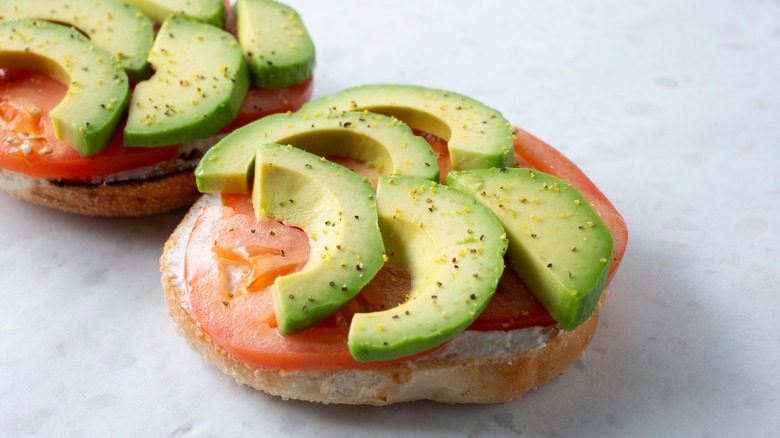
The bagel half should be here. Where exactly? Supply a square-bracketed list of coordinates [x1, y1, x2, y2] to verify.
[160, 195, 604, 405]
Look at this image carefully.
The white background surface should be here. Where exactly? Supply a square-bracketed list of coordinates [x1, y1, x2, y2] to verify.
[2, 0, 779, 436]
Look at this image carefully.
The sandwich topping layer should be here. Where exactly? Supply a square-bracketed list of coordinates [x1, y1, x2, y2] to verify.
[178, 85, 627, 371]
[162, 193, 557, 365]
[0, 0, 315, 212]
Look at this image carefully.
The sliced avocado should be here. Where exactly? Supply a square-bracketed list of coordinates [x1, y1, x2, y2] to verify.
[126, 0, 226, 27]
[0, 19, 128, 156]
[253, 144, 384, 335]
[301, 84, 515, 171]
[196, 110, 439, 193]
[348, 176, 507, 362]
[447, 168, 614, 330]
[124, 17, 249, 147]
[1, 0, 154, 82]
[235, 0, 315, 88]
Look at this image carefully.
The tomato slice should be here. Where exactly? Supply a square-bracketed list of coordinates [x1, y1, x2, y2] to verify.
[186, 196, 433, 370]
[0, 69, 179, 180]
[224, 0, 236, 34]
[468, 263, 557, 330]
[512, 127, 628, 281]
[407, 128, 627, 330]
[219, 78, 314, 133]
[184, 129, 628, 370]
[0, 68, 313, 181]
[409, 130, 556, 330]
[413, 129, 450, 183]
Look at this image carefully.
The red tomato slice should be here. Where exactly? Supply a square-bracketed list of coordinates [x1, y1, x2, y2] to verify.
[186, 197, 432, 370]
[224, 0, 236, 34]
[184, 129, 628, 370]
[0, 68, 312, 181]
[468, 263, 557, 330]
[511, 127, 628, 281]
[410, 128, 627, 331]
[0, 69, 179, 180]
[411, 129, 556, 330]
[219, 78, 314, 133]
[413, 129, 450, 183]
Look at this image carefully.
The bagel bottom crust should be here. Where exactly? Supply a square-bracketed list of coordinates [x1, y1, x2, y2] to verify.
[0, 168, 200, 217]
[160, 197, 603, 405]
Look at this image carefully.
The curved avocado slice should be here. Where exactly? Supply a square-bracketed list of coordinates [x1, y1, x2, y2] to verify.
[254, 144, 385, 335]
[124, 17, 249, 147]
[447, 168, 614, 330]
[236, 0, 315, 88]
[301, 84, 515, 171]
[126, 0, 226, 27]
[348, 176, 507, 362]
[196, 110, 440, 193]
[2, 0, 154, 81]
[0, 19, 128, 156]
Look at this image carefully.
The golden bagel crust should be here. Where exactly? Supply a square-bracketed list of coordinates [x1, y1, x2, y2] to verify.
[160, 196, 604, 405]
[0, 168, 200, 216]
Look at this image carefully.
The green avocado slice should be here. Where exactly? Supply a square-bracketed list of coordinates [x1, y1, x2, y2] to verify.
[447, 168, 614, 330]
[0, 19, 129, 156]
[301, 84, 515, 171]
[236, 0, 315, 88]
[254, 144, 385, 335]
[348, 176, 507, 362]
[126, 0, 226, 27]
[1, 0, 154, 81]
[124, 17, 249, 147]
[196, 110, 440, 194]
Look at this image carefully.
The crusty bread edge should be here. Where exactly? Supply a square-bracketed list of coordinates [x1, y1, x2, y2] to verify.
[0, 167, 200, 217]
[160, 195, 604, 405]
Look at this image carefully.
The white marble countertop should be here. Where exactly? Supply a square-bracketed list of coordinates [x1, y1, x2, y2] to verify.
[2, 0, 778, 436]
